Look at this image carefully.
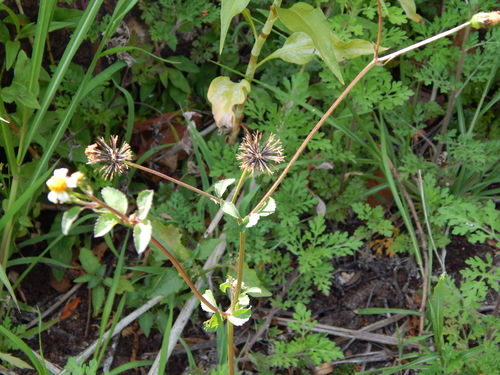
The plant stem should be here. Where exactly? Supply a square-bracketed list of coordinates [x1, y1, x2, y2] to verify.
[250, 17, 474, 215]
[126, 161, 219, 203]
[87, 196, 220, 314]
[229, 0, 282, 145]
[232, 169, 248, 205]
[227, 230, 246, 375]
[227, 321, 235, 375]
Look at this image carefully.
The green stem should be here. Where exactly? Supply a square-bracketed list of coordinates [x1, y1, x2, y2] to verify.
[230, 231, 246, 312]
[227, 230, 246, 375]
[227, 321, 235, 375]
[126, 161, 219, 203]
[249, 18, 473, 215]
[87, 196, 220, 314]
[232, 169, 248, 205]
[228, 0, 282, 145]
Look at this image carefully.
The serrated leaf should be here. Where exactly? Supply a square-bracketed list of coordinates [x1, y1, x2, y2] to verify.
[221, 201, 241, 219]
[220, 0, 251, 54]
[79, 248, 101, 275]
[214, 178, 235, 198]
[228, 308, 251, 326]
[275, 3, 343, 84]
[201, 289, 218, 313]
[136, 190, 154, 220]
[397, 0, 422, 23]
[134, 219, 152, 254]
[207, 77, 251, 129]
[62, 206, 83, 235]
[203, 312, 223, 332]
[256, 197, 276, 216]
[101, 187, 128, 214]
[94, 212, 119, 237]
[1, 82, 40, 109]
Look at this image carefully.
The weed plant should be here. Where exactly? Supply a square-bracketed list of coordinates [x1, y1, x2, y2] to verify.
[0, 0, 499, 374]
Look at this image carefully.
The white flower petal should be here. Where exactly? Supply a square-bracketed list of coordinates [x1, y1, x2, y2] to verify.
[53, 168, 69, 178]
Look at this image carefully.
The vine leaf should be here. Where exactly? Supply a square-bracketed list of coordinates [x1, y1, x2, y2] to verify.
[275, 2, 344, 84]
[220, 0, 251, 54]
[259, 32, 387, 67]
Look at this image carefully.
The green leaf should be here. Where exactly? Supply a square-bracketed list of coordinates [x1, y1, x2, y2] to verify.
[139, 312, 154, 338]
[94, 212, 120, 237]
[200, 289, 218, 313]
[167, 56, 200, 73]
[1, 82, 41, 109]
[356, 307, 420, 316]
[220, 0, 251, 54]
[397, 0, 422, 22]
[0, 21, 10, 44]
[136, 190, 154, 220]
[148, 268, 185, 298]
[203, 312, 223, 332]
[5, 39, 20, 70]
[101, 187, 128, 214]
[92, 285, 105, 316]
[134, 219, 152, 254]
[275, 2, 343, 84]
[79, 247, 101, 274]
[166, 67, 190, 94]
[214, 178, 235, 198]
[150, 220, 191, 262]
[0, 352, 33, 370]
[228, 308, 251, 326]
[221, 201, 241, 219]
[207, 76, 251, 129]
[62, 206, 83, 235]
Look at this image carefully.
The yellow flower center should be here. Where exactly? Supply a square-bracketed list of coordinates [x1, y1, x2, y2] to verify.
[47, 176, 67, 193]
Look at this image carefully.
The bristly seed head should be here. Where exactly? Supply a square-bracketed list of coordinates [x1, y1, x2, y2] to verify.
[85, 135, 134, 180]
[236, 132, 285, 175]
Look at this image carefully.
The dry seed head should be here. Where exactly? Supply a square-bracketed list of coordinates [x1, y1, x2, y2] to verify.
[236, 132, 285, 175]
[85, 135, 134, 180]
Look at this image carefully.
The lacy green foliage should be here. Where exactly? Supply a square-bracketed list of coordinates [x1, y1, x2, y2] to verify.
[64, 357, 99, 375]
[421, 265, 500, 375]
[152, 190, 205, 234]
[460, 253, 500, 309]
[320, 57, 413, 112]
[352, 203, 394, 238]
[274, 171, 317, 230]
[138, 0, 219, 51]
[246, 72, 334, 155]
[206, 140, 241, 179]
[287, 215, 362, 295]
[0, 317, 26, 353]
[438, 199, 500, 244]
[250, 303, 343, 372]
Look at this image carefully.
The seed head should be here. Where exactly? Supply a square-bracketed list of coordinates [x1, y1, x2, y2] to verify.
[236, 132, 285, 175]
[85, 135, 134, 180]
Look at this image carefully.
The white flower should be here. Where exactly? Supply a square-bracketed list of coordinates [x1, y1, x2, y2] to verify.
[46, 168, 83, 204]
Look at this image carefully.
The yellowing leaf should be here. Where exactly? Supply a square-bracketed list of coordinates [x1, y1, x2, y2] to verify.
[397, 0, 423, 23]
[207, 76, 251, 129]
